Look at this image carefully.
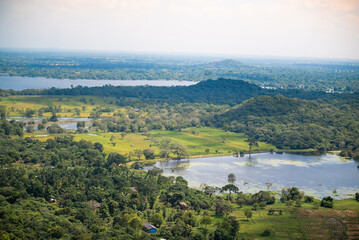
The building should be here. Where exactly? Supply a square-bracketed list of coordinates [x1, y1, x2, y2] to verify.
[143, 223, 157, 233]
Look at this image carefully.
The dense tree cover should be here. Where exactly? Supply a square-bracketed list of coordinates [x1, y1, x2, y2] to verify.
[1, 79, 264, 105]
[91, 102, 220, 133]
[2, 78, 356, 107]
[1, 79, 359, 155]
[1, 51, 359, 91]
[0, 120, 281, 239]
[212, 95, 359, 157]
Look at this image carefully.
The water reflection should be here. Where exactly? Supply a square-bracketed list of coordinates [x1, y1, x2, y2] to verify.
[145, 153, 359, 199]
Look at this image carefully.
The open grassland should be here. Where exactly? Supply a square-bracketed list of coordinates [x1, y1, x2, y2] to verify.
[25, 126, 275, 159]
[152, 127, 274, 155]
[73, 132, 155, 156]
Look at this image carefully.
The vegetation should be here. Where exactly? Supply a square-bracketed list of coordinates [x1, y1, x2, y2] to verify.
[1, 51, 359, 92]
[0, 54, 359, 239]
[213, 95, 359, 157]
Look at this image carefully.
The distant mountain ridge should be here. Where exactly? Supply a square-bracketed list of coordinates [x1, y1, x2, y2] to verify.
[205, 59, 243, 68]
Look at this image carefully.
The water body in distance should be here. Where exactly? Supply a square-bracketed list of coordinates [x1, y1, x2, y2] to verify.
[0, 76, 197, 90]
[8, 117, 92, 130]
[144, 153, 359, 199]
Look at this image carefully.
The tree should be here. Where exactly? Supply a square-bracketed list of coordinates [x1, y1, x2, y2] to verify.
[201, 216, 212, 229]
[355, 192, 359, 202]
[245, 137, 258, 154]
[50, 114, 58, 122]
[94, 142, 104, 152]
[25, 108, 35, 118]
[134, 149, 143, 160]
[77, 121, 85, 128]
[37, 123, 45, 130]
[107, 152, 127, 167]
[265, 182, 273, 190]
[128, 216, 143, 230]
[143, 148, 155, 160]
[148, 167, 163, 176]
[281, 187, 304, 202]
[150, 213, 164, 227]
[99, 202, 109, 219]
[244, 209, 252, 221]
[215, 201, 234, 217]
[221, 184, 239, 199]
[121, 132, 127, 139]
[47, 124, 64, 133]
[204, 185, 216, 198]
[321, 196, 334, 208]
[170, 142, 189, 160]
[228, 173, 236, 184]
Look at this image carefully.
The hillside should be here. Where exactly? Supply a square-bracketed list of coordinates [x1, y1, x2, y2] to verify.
[213, 95, 359, 152]
[8, 78, 263, 105]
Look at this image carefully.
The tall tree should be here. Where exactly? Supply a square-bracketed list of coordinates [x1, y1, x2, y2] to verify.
[245, 137, 259, 154]
[170, 142, 189, 160]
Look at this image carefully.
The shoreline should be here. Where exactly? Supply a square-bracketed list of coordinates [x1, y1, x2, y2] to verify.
[128, 148, 335, 166]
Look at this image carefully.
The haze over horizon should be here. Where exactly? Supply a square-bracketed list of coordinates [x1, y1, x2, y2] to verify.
[1, 0, 359, 60]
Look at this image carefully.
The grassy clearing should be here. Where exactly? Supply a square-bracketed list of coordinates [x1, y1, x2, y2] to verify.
[26, 127, 275, 158]
[152, 127, 275, 155]
[73, 132, 155, 156]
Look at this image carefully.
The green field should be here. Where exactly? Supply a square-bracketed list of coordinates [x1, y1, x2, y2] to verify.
[192, 198, 359, 239]
[151, 127, 274, 155]
[27, 127, 275, 159]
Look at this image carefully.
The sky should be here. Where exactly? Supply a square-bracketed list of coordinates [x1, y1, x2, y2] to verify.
[1, 0, 359, 59]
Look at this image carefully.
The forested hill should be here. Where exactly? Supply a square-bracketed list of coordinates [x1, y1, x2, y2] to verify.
[3, 78, 355, 105]
[7, 79, 264, 105]
[215, 95, 322, 121]
[212, 95, 359, 153]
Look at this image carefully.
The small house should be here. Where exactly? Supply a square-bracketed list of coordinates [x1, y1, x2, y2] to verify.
[143, 223, 157, 233]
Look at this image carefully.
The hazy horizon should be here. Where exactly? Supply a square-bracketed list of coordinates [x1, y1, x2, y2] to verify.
[1, 0, 359, 60]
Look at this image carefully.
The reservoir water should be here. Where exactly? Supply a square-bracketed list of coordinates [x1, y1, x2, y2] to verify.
[145, 153, 359, 199]
[0, 76, 197, 90]
[9, 117, 92, 130]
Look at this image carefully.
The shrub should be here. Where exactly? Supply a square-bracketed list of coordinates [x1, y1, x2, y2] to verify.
[321, 196, 334, 208]
[304, 196, 314, 203]
[261, 229, 273, 236]
[268, 208, 275, 215]
[47, 124, 64, 133]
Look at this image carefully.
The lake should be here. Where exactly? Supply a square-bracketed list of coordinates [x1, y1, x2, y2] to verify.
[0, 76, 197, 90]
[145, 153, 359, 199]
